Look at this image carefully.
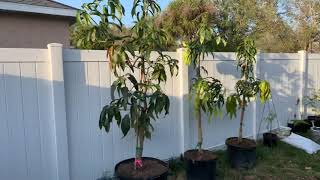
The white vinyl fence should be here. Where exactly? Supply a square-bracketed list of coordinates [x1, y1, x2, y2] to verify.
[1, 44, 320, 180]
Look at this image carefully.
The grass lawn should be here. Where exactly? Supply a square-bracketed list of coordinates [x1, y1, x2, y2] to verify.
[216, 141, 320, 180]
[171, 137, 320, 180]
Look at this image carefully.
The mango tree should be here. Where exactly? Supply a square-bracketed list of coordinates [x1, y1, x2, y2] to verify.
[183, 22, 226, 179]
[183, 25, 226, 152]
[77, 0, 178, 177]
[225, 38, 271, 169]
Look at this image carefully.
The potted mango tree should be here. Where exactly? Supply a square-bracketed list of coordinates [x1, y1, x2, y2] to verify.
[157, 1, 226, 179]
[78, 0, 179, 179]
[288, 99, 311, 133]
[226, 38, 271, 169]
[183, 25, 226, 180]
[305, 89, 320, 127]
[262, 111, 278, 147]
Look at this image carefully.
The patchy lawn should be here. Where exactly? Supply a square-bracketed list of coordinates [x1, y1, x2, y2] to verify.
[216, 141, 320, 180]
[170, 138, 320, 180]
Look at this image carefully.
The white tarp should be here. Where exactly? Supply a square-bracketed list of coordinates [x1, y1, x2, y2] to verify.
[281, 133, 320, 154]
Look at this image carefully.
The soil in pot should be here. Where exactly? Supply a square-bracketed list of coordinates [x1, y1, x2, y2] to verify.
[115, 157, 169, 180]
[225, 137, 256, 169]
[263, 133, 278, 147]
[184, 149, 217, 180]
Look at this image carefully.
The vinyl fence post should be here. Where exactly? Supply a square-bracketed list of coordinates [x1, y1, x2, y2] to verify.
[253, 50, 262, 140]
[298, 50, 308, 118]
[47, 43, 70, 180]
[177, 48, 190, 154]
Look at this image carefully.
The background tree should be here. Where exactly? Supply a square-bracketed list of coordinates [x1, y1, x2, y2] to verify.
[70, 22, 131, 50]
[156, 0, 219, 48]
[213, 0, 259, 51]
[72, 0, 319, 53]
[212, 0, 300, 52]
[158, 0, 320, 53]
[284, 0, 320, 52]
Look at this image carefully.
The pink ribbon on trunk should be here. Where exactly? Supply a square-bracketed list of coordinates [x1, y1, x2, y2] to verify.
[134, 159, 143, 168]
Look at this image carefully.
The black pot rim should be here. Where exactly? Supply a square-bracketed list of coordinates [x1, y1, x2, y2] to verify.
[115, 157, 169, 180]
[307, 116, 320, 122]
[263, 132, 277, 136]
[225, 137, 257, 150]
[184, 149, 217, 162]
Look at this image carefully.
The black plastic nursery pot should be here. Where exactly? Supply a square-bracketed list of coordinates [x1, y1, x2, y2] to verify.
[263, 133, 278, 147]
[307, 116, 320, 127]
[115, 157, 169, 180]
[184, 149, 217, 180]
[225, 137, 256, 169]
[287, 120, 311, 133]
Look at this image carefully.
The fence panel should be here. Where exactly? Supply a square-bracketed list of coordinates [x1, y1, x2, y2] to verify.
[63, 50, 182, 179]
[0, 48, 57, 180]
[1, 46, 320, 180]
[259, 53, 301, 132]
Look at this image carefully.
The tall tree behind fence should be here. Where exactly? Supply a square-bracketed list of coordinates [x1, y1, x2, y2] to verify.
[0, 44, 319, 180]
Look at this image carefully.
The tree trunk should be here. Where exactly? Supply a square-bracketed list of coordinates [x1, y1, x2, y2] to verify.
[197, 107, 203, 153]
[238, 99, 245, 144]
[305, 41, 310, 52]
[134, 59, 146, 169]
[137, 127, 145, 159]
[135, 127, 145, 170]
[196, 59, 203, 153]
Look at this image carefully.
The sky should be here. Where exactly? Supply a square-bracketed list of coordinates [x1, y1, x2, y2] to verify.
[56, 0, 172, 25]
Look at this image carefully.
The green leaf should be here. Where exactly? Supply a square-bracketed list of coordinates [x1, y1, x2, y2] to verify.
[145, 130, 151, 140]
[111, 82, 117, 100]
[226, 95, 237, 119]
[99, 105, 108, 130]
[155, 96, 164, 114]
[216, 36, 221, 45]
[200, 30, 205, 44]
[127, 74, 138, 90]
[121, 114, 130, 137]
[183, 48, 192, 65]
[115, 110, 121, 125]
[164, 95, 170, 115]
[259, 80, 271, 103]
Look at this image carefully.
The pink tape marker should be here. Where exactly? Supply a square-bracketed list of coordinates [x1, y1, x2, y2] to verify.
[135, 159, 143, 168]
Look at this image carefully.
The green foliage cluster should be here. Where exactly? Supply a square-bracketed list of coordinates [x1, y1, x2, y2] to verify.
[304, 89, 320, 116]
[156, 0, 217, 43]
[70, 23, 130, 50]
[153, 0, 320, 53]
[191, 77, 224, 120]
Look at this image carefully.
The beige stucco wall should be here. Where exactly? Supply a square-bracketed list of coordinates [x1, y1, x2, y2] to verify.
[0, 12, 73, 48]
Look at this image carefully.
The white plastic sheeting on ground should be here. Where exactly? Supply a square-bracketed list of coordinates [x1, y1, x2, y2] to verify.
[281, 133, 320, 154]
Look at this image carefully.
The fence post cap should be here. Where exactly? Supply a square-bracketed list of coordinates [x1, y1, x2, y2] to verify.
[47, 43, 63, 48]
[176, 48, 186, 51]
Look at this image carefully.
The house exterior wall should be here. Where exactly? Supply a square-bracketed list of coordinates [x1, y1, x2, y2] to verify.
[0, 12, 72, 48]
